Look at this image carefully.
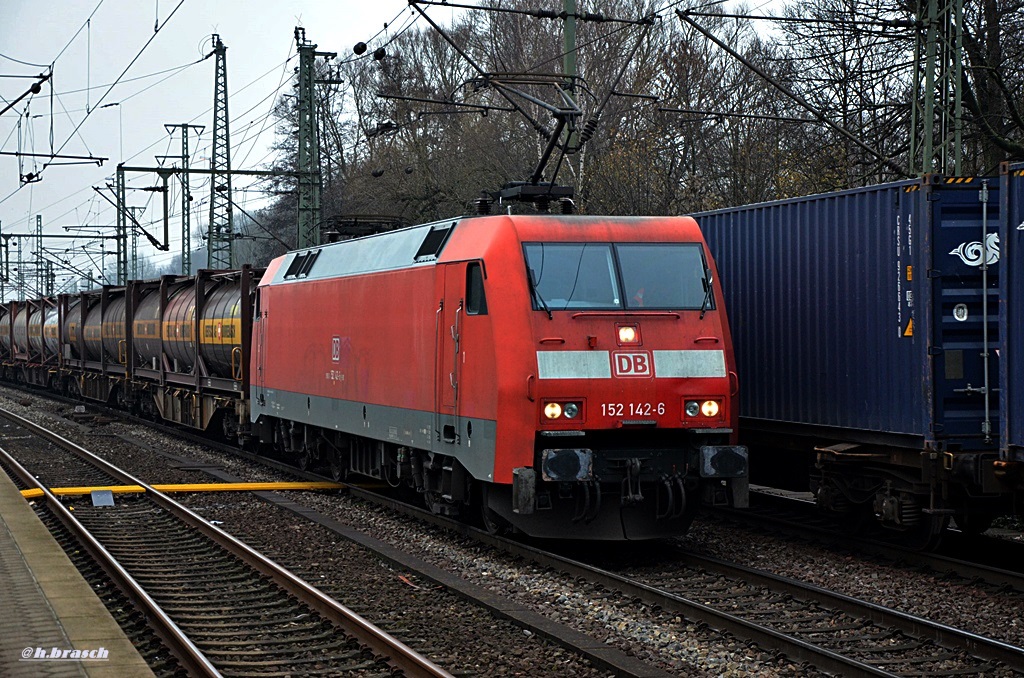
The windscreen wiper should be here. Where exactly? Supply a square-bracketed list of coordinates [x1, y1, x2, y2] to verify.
[699, 270, 713, 320]
[528, 268, 553, 320]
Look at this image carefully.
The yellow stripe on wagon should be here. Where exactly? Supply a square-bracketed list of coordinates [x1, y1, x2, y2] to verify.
[20, 481, 343, 498]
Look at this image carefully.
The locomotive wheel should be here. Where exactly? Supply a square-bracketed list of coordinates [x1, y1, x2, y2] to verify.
[295, 449, 311, 471]
[481, 505, 511, 536]
[476, 484, 511, 536]
[328, 453, 346, 482]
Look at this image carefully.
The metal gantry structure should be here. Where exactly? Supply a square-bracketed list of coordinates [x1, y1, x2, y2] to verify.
[208, 34, 234, 269]
[910, 0, 965, 176]
[295, 27, 335, 250]
[164, 123, 205, 275]
[9, 28, 330, 299]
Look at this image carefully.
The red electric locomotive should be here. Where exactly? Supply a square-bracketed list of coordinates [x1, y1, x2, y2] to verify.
[251, 214, 747, 539]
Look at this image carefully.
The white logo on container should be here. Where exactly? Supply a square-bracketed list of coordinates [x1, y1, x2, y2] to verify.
[949, 232, 999, 266]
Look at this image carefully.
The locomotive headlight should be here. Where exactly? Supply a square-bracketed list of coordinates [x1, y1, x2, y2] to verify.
[701, 400, 720, 417]
[563, 402, 579, 418]
[685, 401, 700, 417]
[544, 402, 563, 419]
[617, 325, 638, 344]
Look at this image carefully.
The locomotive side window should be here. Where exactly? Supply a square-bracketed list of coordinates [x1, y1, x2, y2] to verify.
[284, 249, 321, 279]
[466, 262, 488, 315]
[523, 243, 622, 310]
[618, 243, 710, 310]
[415, 223, 455, 261]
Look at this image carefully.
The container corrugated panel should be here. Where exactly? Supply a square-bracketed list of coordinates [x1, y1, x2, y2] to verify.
[698, 176, 1000, 450]
[1000, 162, 1024, 461]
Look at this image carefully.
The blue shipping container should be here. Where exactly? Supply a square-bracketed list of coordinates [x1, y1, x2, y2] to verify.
[698, 176, 1000, 453]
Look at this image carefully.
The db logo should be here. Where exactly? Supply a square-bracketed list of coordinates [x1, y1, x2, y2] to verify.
[613, 351, 652, 377]
[331, 336, 341, 362]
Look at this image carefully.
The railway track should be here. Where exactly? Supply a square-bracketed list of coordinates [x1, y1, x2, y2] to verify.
[2, 398, 660, 677]
[132, 432, 1024, 677]
[7, 390, 1024, 675]
[0, 405, 450, 678]
[346, 499, 1024, 677]
[127, 418, 1024, 676]
[708, 487, 1024, 593]
[568, 546, 1024, 676]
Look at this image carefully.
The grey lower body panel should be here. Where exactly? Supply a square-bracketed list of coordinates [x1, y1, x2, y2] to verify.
[252, 387, 498, 482]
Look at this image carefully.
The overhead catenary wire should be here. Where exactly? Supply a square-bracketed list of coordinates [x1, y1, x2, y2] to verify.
[0, 53, 51, 69]
[46, 0, 190, 168]
[4, 2, 426, 282]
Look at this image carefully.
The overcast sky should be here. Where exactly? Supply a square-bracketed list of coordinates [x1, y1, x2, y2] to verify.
[2, 0, 764, 290]
[0, 0, 458, 284]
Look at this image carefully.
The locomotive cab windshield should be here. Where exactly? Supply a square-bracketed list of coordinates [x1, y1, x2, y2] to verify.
[523, 242, 712, 311]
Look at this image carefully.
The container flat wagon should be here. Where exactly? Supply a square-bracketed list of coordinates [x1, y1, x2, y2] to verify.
[699, 175, 1020, 544]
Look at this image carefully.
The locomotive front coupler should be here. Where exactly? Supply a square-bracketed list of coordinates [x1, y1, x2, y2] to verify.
[620, 457, 645, 506]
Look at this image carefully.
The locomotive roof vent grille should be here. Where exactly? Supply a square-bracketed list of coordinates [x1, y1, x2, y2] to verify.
[284, 249, 321, 279]
[414, 223, 455, 262]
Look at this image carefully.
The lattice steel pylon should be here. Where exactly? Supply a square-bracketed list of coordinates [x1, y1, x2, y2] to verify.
[208, 34, 234, 269]
[126, 206, 146, 279]
[294, 27, 334, 249]
[116, 167, 128, 284]
[35, 215, 43, 294]
[909, 0, 964, 176]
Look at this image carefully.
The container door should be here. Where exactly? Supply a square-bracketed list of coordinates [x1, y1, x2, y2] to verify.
[1001, 164, 1024, 461]
[926, 180, 1000, 447]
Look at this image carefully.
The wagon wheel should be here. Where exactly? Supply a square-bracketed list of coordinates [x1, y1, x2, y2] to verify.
[954, 511, 995, 536]
[836, 502, 872, 534]
[903, 514, 950, 551]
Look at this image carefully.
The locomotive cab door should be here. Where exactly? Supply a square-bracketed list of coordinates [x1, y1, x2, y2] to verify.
[436, 263, 464, 444]
[253, 285, 267, 406]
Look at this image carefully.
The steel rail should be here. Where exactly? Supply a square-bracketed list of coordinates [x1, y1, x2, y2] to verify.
[16, 388, 1021, 675]
[713, 489, 1024, 592]
[0, 447, 220, 677]
[287, 480, 893, 676]
[161, 430, 1019, 674]
[468, 529, 899, 678]
[317, 483, 1024, 675]
[675, 550, 1024, 670]
[0, 406, 452, 678]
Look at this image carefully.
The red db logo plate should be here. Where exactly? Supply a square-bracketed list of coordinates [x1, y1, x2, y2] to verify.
[613, 351, 652, 377]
